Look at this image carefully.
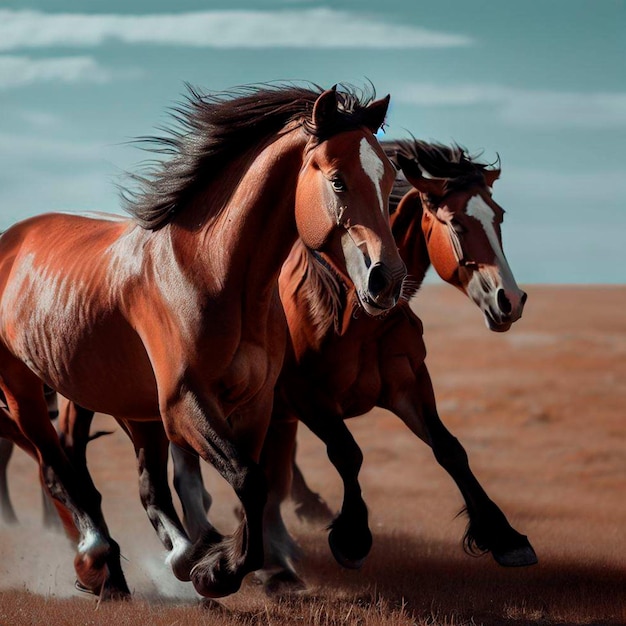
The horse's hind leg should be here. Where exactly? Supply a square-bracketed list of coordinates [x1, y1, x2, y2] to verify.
[40, 386, 63, 530]
[386, 362, 537, 567]
[58, 399, 95, 469]
[0, 389, 19, 524]
[291, 442, 333, 524]
[0, 438, 18, 524]
[0, 367, 130, 598]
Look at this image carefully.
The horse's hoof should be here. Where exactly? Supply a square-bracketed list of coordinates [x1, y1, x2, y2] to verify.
[493, 544, 538, 567]
[257, 569, 307, 596]
[99, 585, 132, 602]
[75, 578, 131, 601]
[191, 561, 244, 598]
[328, 528, 370, 570]
[166, 544, 195, 582]
[75, 580, 96, 595]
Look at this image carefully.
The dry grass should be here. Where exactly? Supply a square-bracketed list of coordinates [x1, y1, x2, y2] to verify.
[1, 286, 625, 625]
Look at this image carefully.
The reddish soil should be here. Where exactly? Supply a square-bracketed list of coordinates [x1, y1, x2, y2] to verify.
[0, 285, 624, 625]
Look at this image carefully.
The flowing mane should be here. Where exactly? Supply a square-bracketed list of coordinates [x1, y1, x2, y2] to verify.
[384, 139, 498, 214]
[289, 243, 346, 343]
[125, 83, 378, 229]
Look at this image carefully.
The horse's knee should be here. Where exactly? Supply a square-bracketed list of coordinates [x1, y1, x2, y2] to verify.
[327, 436, 363, 477]
[236, 464, 267, 512]
[432, 434, 468, 469]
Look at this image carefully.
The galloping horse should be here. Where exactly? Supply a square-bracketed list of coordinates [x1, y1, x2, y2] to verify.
[171, 139, 536, 592]
[0, 84, 406, 599]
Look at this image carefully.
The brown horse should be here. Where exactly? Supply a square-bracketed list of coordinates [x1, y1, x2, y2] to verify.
[170, 139, 536, 592]
[0, 84, 406, 599]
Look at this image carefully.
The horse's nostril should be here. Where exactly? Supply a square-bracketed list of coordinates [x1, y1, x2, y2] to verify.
[521, 291, 528, 307]
[497, 289, 512, 315]
[367, 264, 388, 297]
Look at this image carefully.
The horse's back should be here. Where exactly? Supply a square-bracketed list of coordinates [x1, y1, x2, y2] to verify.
[0, 212, 159, 416]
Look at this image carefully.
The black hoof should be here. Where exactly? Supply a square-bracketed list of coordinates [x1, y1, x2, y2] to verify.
[493, 544, 538, 567]
[191, 562, 244, 598]
[75, 578, 131, 601]
[328, 526, 371, 569]
[262, 569, 307, 596]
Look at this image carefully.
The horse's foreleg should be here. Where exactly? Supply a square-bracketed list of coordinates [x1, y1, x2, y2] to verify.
[0, 438, 18, 524]
[123, 420, 196, 582]
[296, 409, 371, 570]
[0, 378, 130, 598]
[387, 362, 537, 567]
[170, 443, 216, 543]
[163, 390, 267, 598]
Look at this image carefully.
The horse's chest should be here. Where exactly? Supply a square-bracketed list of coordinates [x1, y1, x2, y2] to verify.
[218, 341, 280, 411]
[318, 339, 384, 414]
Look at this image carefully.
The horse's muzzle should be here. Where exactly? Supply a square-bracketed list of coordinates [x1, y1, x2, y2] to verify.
[362, 262, 407, 314]
[484, 288, 528, 332]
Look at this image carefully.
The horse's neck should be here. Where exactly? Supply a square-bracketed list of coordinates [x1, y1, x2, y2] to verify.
[391, 189, 431, 288]
[171, 132, 305, 307]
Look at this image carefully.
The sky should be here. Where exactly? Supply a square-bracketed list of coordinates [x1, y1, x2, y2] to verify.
[0, 1, 624, 283]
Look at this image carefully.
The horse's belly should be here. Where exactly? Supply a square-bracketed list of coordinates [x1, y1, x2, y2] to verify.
[3, 302, 158, 418]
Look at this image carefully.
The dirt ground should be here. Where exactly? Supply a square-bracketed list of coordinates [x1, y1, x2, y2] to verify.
[0, 285, 624, 625]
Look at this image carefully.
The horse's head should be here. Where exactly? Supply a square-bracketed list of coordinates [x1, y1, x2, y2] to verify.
[295, 88, 406, 317]
[396, 144, 526, 332]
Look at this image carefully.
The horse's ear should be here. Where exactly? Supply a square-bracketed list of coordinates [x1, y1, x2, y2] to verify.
[396, 153, 445, 196]
[484, 168, 501, 188]
[364, 94, 390, 133]
[312, 86, 338, 132]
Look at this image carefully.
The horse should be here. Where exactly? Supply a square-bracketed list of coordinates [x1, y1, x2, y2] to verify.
[0, 83, 406, 599]
[167, 138, 536, 593]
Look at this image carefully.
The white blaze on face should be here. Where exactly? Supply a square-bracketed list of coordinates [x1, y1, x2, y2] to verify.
[359, 137, 385, 214]
[465, 194, 519, 289]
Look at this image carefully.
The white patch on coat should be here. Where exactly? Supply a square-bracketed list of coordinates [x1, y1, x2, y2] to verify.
[0, 252, 89, 379]
[465, 194, 519, 289]
[159, 514, 192, 570]
[78, 528, 109, 555]
[359, 137, 384, 213]
[150, 234, 201, 341]
[106, 223, 146, 287]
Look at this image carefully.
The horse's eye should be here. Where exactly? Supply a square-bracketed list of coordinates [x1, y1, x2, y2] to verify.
[331, 177, 347, 193]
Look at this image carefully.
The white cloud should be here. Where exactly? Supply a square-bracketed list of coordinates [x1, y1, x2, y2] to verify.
[394, 83, 626, 129]
[0, 55, 113, 89]
[0, 8, 472, 50]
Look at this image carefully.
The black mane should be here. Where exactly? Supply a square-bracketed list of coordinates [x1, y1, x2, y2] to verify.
[383, 139, 498, 213]
[124, 83, 377, 230]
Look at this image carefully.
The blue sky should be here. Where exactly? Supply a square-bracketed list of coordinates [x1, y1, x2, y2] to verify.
[0, 1, 624, 283]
